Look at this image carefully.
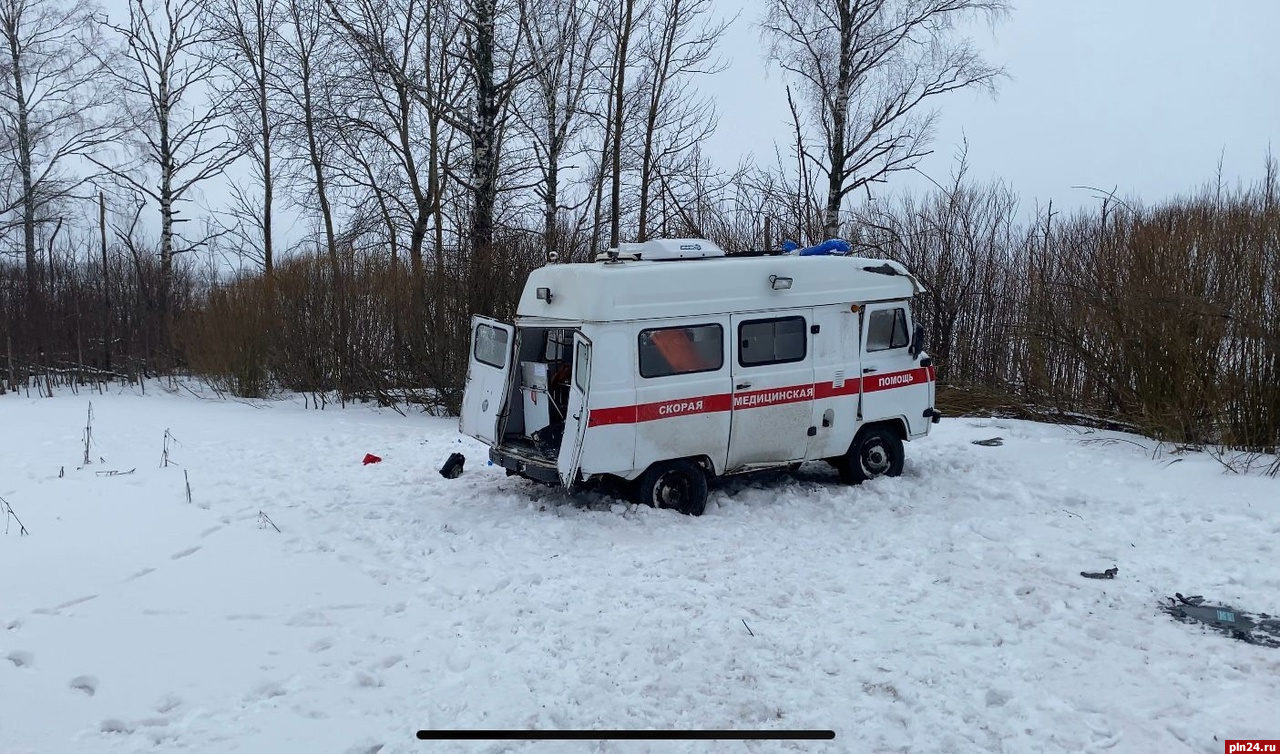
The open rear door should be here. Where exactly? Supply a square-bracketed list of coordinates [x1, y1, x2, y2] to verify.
[460, 316, 515, 445]
[557, 332, 592, 489]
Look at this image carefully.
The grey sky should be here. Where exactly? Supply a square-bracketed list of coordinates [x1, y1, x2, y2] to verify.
[705, 0, 1280, 211]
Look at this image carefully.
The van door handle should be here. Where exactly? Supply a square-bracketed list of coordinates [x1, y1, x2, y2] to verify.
[862, 367, 877, 373]
[736, 382, 751, 390]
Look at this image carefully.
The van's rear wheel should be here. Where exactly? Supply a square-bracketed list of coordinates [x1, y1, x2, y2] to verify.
[635, 460, 708, 516]
[838, 426, 904, 484]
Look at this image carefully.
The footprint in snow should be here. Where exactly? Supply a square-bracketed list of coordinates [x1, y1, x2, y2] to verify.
[70, 675, 99, 696]
[155, 693, 183, 714]
[170, 546, 202, 560]
[445, 651, 471, 673]
[7, 650, 34, 667]
[248, 681, 288, 701]
[309, 638, 334, 653]
[199, 525, 223, 538]
[286, 610, 332, 627]
[100, 718, 135, 734]
[54, 595, 98, 611]
[5, 618, 22, 631]
[125, 568, 156, 582]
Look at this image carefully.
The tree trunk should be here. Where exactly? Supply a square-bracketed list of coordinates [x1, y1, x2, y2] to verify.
[637, 0, 679, 242]
[259, 56, 274, 275]
[544, 147, 560, 260]
[99, 193, 111, 373]
[7, 27, 37, 303]
[158, 98, 175, 351]
[297, 47, 342, 390]
[821, 1, 854, 240]
[397, 83, 428, 295]
[608, 0, 636, 248]
[468, 0, 499, 316]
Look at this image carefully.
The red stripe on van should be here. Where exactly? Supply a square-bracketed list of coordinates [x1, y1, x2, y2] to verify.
[861, 366, 933, 393]
[814, 379, 862, 399]
[588, 393, 733, 427]
[636, 393, 733, 422]
[585, 367, 928, 428]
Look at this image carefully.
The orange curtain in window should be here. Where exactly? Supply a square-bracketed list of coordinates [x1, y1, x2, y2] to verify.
[650, 329, 706, 372]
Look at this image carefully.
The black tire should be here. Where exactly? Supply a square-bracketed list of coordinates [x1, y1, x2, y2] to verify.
[838, 426, 905, 484]
[635, 460, 709, 516]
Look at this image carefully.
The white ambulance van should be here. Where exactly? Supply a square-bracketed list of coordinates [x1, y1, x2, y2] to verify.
[459, 238, 941, 515]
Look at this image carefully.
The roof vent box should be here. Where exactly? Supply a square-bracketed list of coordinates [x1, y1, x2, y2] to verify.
[599, 238, 726, 261]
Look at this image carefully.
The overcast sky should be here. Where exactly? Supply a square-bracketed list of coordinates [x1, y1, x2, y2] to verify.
[704, 0, 1280, 211]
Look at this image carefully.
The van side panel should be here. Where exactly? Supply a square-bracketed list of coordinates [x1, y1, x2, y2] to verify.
[576, 325, 638, 476]
[624, 316, 732, 476]
[808, 304, 863, 459]
[726, 310, 815, 468]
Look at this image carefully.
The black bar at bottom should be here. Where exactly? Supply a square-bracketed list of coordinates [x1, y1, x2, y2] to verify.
[416, 730, 835, 741]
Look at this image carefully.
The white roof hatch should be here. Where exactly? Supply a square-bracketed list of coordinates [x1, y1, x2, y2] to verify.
[595, 238, 726, 261]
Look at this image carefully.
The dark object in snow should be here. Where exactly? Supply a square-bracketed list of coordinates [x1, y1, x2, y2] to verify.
[1159, 593, 1280, 649]
[1081, 566, 1118, 580]
[95, 468, 136, 477]
[257, 510, 281, 533]
[440, 452, 465, 479]
[362, 453, 383, 465]
[971, 437, 1004, 447]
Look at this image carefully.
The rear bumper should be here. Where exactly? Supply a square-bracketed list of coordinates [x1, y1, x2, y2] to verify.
[489, 445, 561, 485]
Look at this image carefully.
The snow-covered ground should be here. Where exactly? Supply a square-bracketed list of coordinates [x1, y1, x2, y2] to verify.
[1, 384, 1277, 754]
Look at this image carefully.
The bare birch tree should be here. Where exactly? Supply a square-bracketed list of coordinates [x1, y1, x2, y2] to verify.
[323, 0, 528, 316]
[331, 0, 460, 288]
[201, 0, 282, 274]
[0, 0, 117, 298]
[633, 0, 726, 240]
[276, 0, 338, 273]
[516, 0, 605, 260]
[94, 0, 241, 330]
[605, 0, 639, 249]
[762, 0, 1007, 239]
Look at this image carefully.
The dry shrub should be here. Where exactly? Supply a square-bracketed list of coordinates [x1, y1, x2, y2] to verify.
[177, 275, 272, 397]
[174, 233, 543, 412]
[856, 160, 1280, 452]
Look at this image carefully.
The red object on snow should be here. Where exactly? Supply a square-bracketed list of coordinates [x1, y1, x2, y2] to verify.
[362, 453, 382, 465]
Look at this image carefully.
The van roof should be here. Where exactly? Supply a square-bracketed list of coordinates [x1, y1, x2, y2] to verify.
[516, 253, 925, 323]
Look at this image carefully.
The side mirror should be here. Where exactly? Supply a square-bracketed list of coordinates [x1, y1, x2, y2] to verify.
[909, 322, 925, 358]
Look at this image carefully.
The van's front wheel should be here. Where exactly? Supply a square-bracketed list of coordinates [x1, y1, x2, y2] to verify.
[635, 460, 708, 516]
[838, 426, 904, 484]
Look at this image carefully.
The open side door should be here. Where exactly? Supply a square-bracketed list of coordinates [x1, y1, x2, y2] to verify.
[459, 316, 515, 445]
[557, 332, 592, 489]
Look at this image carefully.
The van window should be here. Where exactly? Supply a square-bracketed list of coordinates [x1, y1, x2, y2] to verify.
[639, 324, 723, 378]
[867, 308, 910, 351]
[739, 316, 806, 367]
[474, 323, 508, 368]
